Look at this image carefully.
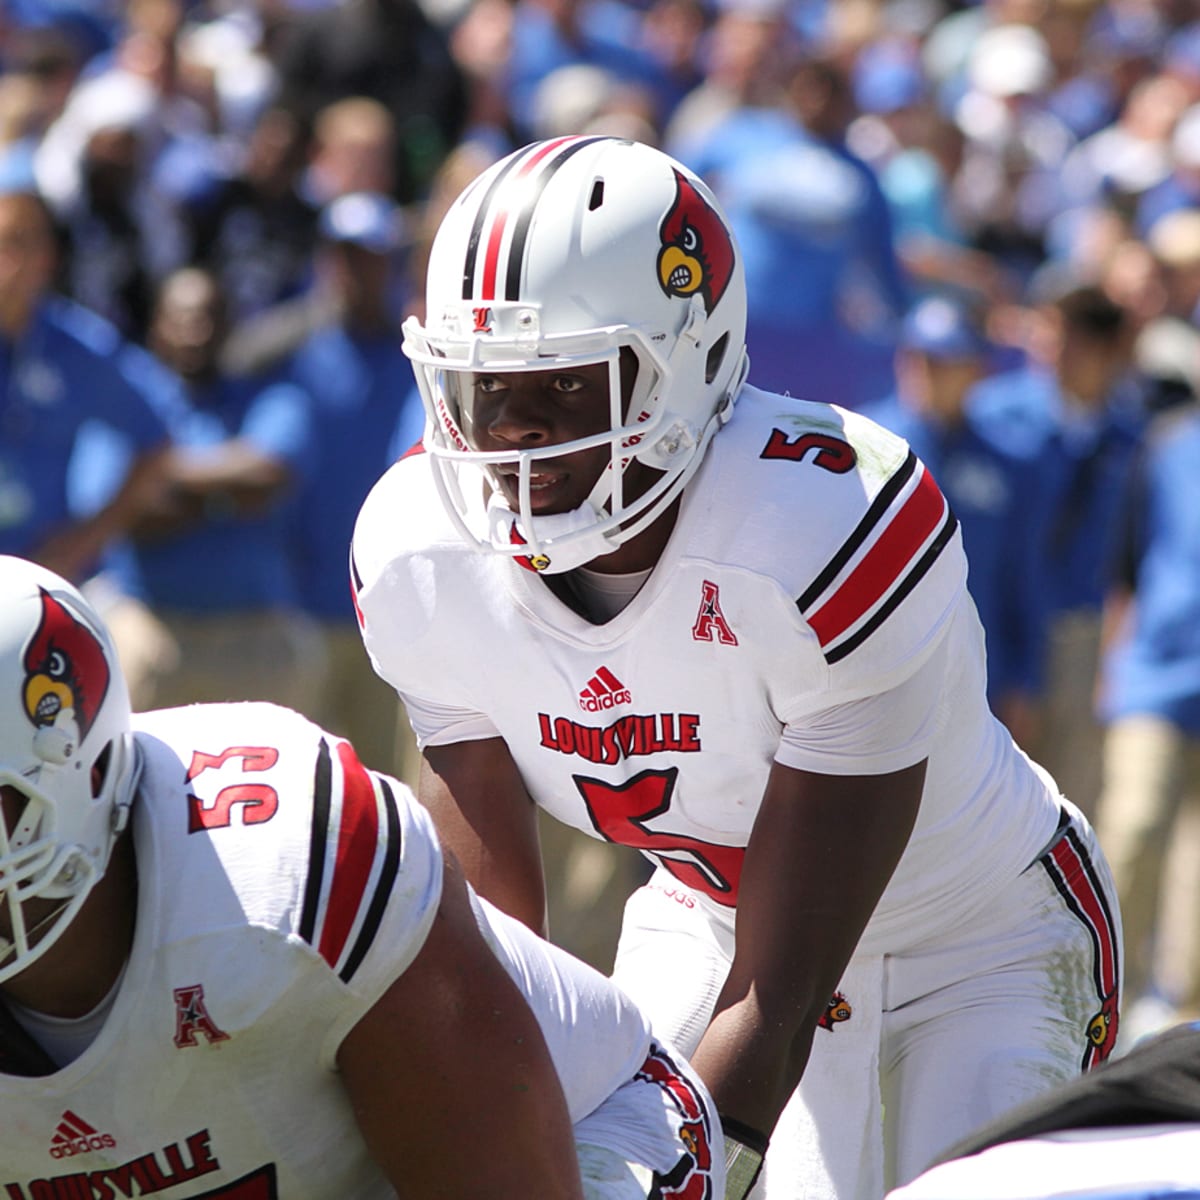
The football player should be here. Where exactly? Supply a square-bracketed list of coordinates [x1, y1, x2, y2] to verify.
[352, 136, 1123, 1199]
[0, 555, 722, 1199]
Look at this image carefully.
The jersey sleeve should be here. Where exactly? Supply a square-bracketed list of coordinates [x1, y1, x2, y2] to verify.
[775, 622, 950, 774]
[402, 689, 502, 748]
[350, 455, 499, 745]
[783, 409, 968, 710]
[305, 735, 445, 1064]
[136, 703, 444, 1069]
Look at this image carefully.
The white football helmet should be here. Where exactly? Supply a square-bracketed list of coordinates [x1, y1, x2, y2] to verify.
[403, 136, 749, 574]
[0, 557, 140, 982]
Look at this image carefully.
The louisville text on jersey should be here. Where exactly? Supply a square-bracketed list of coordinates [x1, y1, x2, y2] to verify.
[6, 1128, 221, 1197]
[538, 712, 700, 764]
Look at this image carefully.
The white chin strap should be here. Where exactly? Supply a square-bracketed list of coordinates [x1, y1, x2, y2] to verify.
[486, 492, 618, 575]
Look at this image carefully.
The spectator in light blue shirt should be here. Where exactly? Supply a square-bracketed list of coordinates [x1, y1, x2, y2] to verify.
[1094, 401, 1200, 1029]
[0, 179, 178, 583]
[285, 191, 425, 780]
[671, 47, 909, 409]
[972, 280, 1146, 819]
[77, 265, 324, 715]
[860, 293, 1038, 738]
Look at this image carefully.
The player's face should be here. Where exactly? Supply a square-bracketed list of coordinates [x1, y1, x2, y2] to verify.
[463, 353, 646, 517]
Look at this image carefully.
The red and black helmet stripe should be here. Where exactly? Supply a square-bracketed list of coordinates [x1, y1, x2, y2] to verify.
[460, 136, 608, 303]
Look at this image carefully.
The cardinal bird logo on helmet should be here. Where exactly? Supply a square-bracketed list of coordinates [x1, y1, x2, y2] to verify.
[657, 171, 735, 316]
[22, 588, 110, 740]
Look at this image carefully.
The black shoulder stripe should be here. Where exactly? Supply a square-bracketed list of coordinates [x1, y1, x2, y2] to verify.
[797, 450, 918, 614]
[823, 508, 958, 663]
[337, 776, 403, 984]
[300, 737, 333, 944]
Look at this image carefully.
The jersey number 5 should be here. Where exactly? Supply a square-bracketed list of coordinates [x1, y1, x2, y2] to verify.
[761, 429, 857, 472]
[575, 768, 744, 906]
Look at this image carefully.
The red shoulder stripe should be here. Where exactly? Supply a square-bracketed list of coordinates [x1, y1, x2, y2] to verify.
[316, 740, 381, 971]
[804, 461, 950, 658]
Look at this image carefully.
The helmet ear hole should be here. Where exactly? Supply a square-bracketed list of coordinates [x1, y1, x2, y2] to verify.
[705, 333, 729, 386]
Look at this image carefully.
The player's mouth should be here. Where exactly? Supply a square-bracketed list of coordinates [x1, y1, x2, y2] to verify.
[495, 467, 571, 513]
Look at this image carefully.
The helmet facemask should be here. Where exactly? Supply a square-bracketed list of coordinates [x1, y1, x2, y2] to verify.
[0, 558, 140, 983]
[403, 137, 749, 576]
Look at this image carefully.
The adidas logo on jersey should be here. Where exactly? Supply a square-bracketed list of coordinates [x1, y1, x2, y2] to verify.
[578, 667, 631, 712]
[49, 1110, 116, 1158]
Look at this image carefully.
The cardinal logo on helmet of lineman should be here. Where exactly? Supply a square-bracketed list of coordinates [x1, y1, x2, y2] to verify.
[22, 588, 110, 741]
[657, 171, 735, 315]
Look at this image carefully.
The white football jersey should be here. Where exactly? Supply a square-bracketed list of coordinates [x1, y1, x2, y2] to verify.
[0, 702, 664, 1196]
[354, 386, 1065, 953]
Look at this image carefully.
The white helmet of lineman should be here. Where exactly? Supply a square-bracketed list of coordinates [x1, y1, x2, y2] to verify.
[0, 556, 140, 982]
[402, 136, 750, 575]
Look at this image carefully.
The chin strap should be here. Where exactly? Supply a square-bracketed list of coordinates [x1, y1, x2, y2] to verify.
[721, 1116, 769, 1200]
[486, 492, 616, 575]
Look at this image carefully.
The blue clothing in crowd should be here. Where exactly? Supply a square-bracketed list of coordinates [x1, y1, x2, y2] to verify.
[85, 369, 316, 613]
[0, 297, 176, 559]
[1101, 405, 1200, 734]
[286, 327, 425, 622]
[672, 108, 908, 409]
[972, 365, 1145, 661]
[859, 392, 1040, 703]
[505, 0, 684, 138]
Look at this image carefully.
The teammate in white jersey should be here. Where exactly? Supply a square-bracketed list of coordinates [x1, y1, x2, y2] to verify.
[0, 555, 722, 1199]
[351, 137, 1124, 1200]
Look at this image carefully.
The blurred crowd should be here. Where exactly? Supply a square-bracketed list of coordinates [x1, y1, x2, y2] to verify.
[1, 0, 1199, 1039]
